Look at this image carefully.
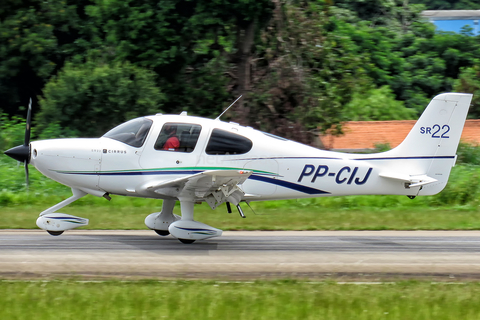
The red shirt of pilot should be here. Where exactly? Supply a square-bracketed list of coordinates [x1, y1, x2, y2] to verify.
[163, 136, 179, 151]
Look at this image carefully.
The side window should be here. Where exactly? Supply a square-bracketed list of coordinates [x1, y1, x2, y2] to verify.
[154, 123, 202, 152]
[206, 129, 253, 155]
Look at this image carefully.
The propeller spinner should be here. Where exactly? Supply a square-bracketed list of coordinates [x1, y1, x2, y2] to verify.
[4, 98, 32, 187]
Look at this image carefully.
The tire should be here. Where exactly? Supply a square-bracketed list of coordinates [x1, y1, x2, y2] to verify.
[47, 230, 64, 236]
[154, 230, 170, 236]
[178, 239, 195, 244]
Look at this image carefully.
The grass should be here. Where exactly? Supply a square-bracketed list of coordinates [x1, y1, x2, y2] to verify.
[1, 280, 480, 320]
[2, 203, 480, 230]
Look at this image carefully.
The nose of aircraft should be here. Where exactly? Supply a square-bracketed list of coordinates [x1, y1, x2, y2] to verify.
[4, 144, 30, 163]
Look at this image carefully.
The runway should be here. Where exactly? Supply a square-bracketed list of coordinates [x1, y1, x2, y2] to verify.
[1, 230, 480, 280]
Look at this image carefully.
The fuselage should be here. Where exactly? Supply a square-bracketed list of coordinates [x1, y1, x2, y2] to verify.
[29, 113, 454, 201]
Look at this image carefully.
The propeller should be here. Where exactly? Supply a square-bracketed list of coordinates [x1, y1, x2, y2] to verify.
[4, 98, 32, 188]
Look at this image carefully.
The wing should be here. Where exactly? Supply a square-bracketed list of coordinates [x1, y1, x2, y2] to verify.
[144, 170, 253, 209]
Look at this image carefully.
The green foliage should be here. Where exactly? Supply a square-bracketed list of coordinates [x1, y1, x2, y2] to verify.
[0, 113, 28, 152]
[391, 30, 478, 112]
[36, 122, 77, 140]
[245, 1, 371, 143]
[0, 0, 84, 113]
[169, 57, 230, 118]
[456, 142, 480, 166]
[344, 86, 417, 120]
[333, 0, 426, 32]
[431, 164, 480, 206]
[373, 142, 392, 153]
[83, 0, 273, 114]
[454, 64, 480, 118]
[332, 14, 480, 114]
[37, 60, 165, 137]
[410, 0, 480, 10]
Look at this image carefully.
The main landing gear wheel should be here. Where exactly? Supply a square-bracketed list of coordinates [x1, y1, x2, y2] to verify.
[179, 239, 196, 244]
[47, 230, 64, 236]
[154, 230, 170, 236]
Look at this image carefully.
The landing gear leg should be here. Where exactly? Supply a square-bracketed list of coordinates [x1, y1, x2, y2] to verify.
[177, 199, 195, 244]
[144, 199, 180, 236]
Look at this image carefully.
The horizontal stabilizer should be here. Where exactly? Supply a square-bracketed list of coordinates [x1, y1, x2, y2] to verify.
[379, 172, 438, 188]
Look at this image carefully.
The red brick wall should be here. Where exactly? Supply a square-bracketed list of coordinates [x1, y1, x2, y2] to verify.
[320, 120, 480, 150]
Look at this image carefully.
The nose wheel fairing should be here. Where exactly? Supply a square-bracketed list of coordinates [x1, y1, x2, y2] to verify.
[37, 213, 89, 233]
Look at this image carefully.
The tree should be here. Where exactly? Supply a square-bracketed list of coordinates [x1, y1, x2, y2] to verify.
[343, 86, 417, 120]
[83, 0, 273, 116]
[331, 5, 480, 114]
[0, 0, 88, 114]
[333, 0, 426, 32]
[37, 60, 165, 137]
[454, 64, 480, 118]
[410, 0, 480, 10]
[225, 0, 372, 145]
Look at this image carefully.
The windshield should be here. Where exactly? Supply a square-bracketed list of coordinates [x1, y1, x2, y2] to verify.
[103, 118, 153, 148]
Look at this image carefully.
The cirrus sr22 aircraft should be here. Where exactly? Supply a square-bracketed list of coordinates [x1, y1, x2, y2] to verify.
[4, 93, 472, 243]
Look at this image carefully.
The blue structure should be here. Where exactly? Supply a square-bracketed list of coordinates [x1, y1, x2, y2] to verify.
[422, 10, 480, 35]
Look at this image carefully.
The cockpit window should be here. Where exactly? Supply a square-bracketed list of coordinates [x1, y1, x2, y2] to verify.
[103, 118, 153, 148]
[154, 123, 202, 152]
[206, 129, 253, 155]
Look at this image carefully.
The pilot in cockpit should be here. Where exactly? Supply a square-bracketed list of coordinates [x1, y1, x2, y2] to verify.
[161, 124, 180, 151]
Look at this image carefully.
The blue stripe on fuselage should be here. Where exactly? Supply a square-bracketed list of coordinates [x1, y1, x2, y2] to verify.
[249, 175, 329, 195]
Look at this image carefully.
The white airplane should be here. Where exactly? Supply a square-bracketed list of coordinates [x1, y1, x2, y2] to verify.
[4, 93, 472, 243]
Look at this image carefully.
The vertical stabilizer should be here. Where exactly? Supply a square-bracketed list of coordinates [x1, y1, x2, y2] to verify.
[379, 93, 472, 195]
[387, 93, 472, 158]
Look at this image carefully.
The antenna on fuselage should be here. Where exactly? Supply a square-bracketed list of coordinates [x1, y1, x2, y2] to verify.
[215, 95, 242, 121]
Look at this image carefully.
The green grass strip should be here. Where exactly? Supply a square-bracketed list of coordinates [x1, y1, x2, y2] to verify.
[1, 280, 480, 320]
[2, 202, 480, 230]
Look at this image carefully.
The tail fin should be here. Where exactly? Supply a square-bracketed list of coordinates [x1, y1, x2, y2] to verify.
[379, 93, 472, 195]
[389, 93, 472, 157]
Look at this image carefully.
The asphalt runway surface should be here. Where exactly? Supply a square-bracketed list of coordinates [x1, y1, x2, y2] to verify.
[2, 230, 480, 280]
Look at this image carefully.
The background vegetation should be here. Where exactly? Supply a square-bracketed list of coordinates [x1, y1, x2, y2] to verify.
[2, 0, 480, 143]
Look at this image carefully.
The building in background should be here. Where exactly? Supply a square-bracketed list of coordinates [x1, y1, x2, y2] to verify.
[320, 120, 480, 152]
[422, 10, 480, 35]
